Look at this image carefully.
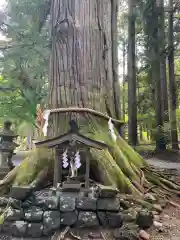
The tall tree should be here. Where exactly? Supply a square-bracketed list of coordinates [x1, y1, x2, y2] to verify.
[159, 0, 169, 123]
[111, 0, 121, 120]
[127, 0, 137, 146]
[152, 0, 166, 150]
[48, 0, 119, 136]
[168, 0, 179, 150]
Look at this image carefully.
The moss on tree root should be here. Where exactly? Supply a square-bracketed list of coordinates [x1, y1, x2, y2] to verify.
[0, 121, 179, 198]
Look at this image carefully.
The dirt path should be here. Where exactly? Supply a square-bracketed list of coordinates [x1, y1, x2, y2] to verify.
[149, 203, 180, 240]
[147, 157, 180, 170]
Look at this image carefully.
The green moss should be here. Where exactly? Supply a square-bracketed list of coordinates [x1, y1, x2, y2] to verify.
[13, 148, 53, 185]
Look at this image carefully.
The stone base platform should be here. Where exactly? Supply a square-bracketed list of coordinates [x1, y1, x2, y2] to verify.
[0, 188, 123, 238]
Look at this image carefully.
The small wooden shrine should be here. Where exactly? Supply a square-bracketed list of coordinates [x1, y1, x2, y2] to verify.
[35, 120, 108, 190]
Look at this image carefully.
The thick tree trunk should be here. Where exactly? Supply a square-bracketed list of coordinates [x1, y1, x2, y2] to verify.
[168, 0, 179, 150]
[48, 0, 117, 136]
[127, 0, 137, 146]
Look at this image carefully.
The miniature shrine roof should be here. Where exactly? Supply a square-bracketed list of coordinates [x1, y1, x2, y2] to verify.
[35, 131, 108, 150]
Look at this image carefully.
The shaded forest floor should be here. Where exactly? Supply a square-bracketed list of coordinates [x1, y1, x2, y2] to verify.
[149, 200, 180, 240]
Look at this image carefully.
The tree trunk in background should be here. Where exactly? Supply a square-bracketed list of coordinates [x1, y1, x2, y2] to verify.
[168, 0, 179, 150]
[128, 0, 137, 146]
[111, 0, 121, 121]
[151, 1, 166, 151]
[159, 0, 169, 123]
[121, 40, 126, 139]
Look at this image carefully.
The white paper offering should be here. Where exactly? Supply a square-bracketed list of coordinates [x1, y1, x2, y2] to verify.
[42, 110, 51, 136]
[108, 118, 117, 141]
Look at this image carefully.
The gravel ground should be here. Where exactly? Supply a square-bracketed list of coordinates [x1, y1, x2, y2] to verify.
[147, 157, 180, 169]
[149, 203, 180, 240]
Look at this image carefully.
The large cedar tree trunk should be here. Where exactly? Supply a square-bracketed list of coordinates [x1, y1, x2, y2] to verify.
[48, 0, 118, 136]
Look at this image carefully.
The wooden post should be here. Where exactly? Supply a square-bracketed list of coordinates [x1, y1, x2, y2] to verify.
[85, 149, 90, 189]
[53, 147, 62, 187]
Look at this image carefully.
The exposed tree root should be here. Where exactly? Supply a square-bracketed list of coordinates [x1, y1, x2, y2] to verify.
[0, 122, 179, 202]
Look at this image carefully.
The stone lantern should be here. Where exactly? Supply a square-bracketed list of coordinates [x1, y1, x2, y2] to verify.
[0, 121, 18, 179]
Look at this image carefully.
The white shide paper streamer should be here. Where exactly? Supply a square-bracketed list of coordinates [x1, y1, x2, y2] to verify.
[42, 110, 51, 136]
[108, 118, 117, 141]
[62, 149, 69, 168]
[74, 151, 81, 169]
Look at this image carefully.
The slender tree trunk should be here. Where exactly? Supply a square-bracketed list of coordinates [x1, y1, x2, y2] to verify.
[48, 0, 117, 136]
[168, 0, 179, 150]
[121, 40, 126, 139]
[159, 0, 169, 123]
[151, 1, 166, 151]
[128, 0, 137, 146]
[122, 41, 126, 121]
[111, 0, 121, 120]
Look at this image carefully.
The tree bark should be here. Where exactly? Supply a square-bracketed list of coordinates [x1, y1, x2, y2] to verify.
[151, 1, 166, 151]
[159, 0, 169, 123]
[111, 0, 121, 120]
[168, 0, 179, 150]
[127, 0, 137, 146]
[48, 0, 118, 136]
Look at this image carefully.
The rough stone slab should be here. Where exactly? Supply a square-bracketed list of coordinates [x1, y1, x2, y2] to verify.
[44, 196, 59, 210]
[2, 221, 12, 234]
[9, 186, 32, 201]
[33, 196, 47, 208]
[11, 221, 27, 237]
[97, 186, 119, 198]
[59, 196, 76, 212]
[97, 198, 120, 212]
[5, 208, 24, 221]
[22, 197, 34, 209]
[78, 212, 99, 228]
[97, 212, 108, 227]
[33, 189, 50, 208]
[0, 197, 21, 209]
[60, 211, 78, 226]
[24, 207, 43, 222]
[43, 211, 60, 235]
[76, 197, 97, 211]
[106, 212, 123, 228]
[136, 209, 153, 229]
[26, 222, 44, 238]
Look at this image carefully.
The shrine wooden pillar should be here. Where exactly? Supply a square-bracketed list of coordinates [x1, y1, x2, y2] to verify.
[53, 146, 62, 187]
[85, 149, 90, 189]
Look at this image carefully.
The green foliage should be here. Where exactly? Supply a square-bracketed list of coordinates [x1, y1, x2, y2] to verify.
[0, 0, 50, 127]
